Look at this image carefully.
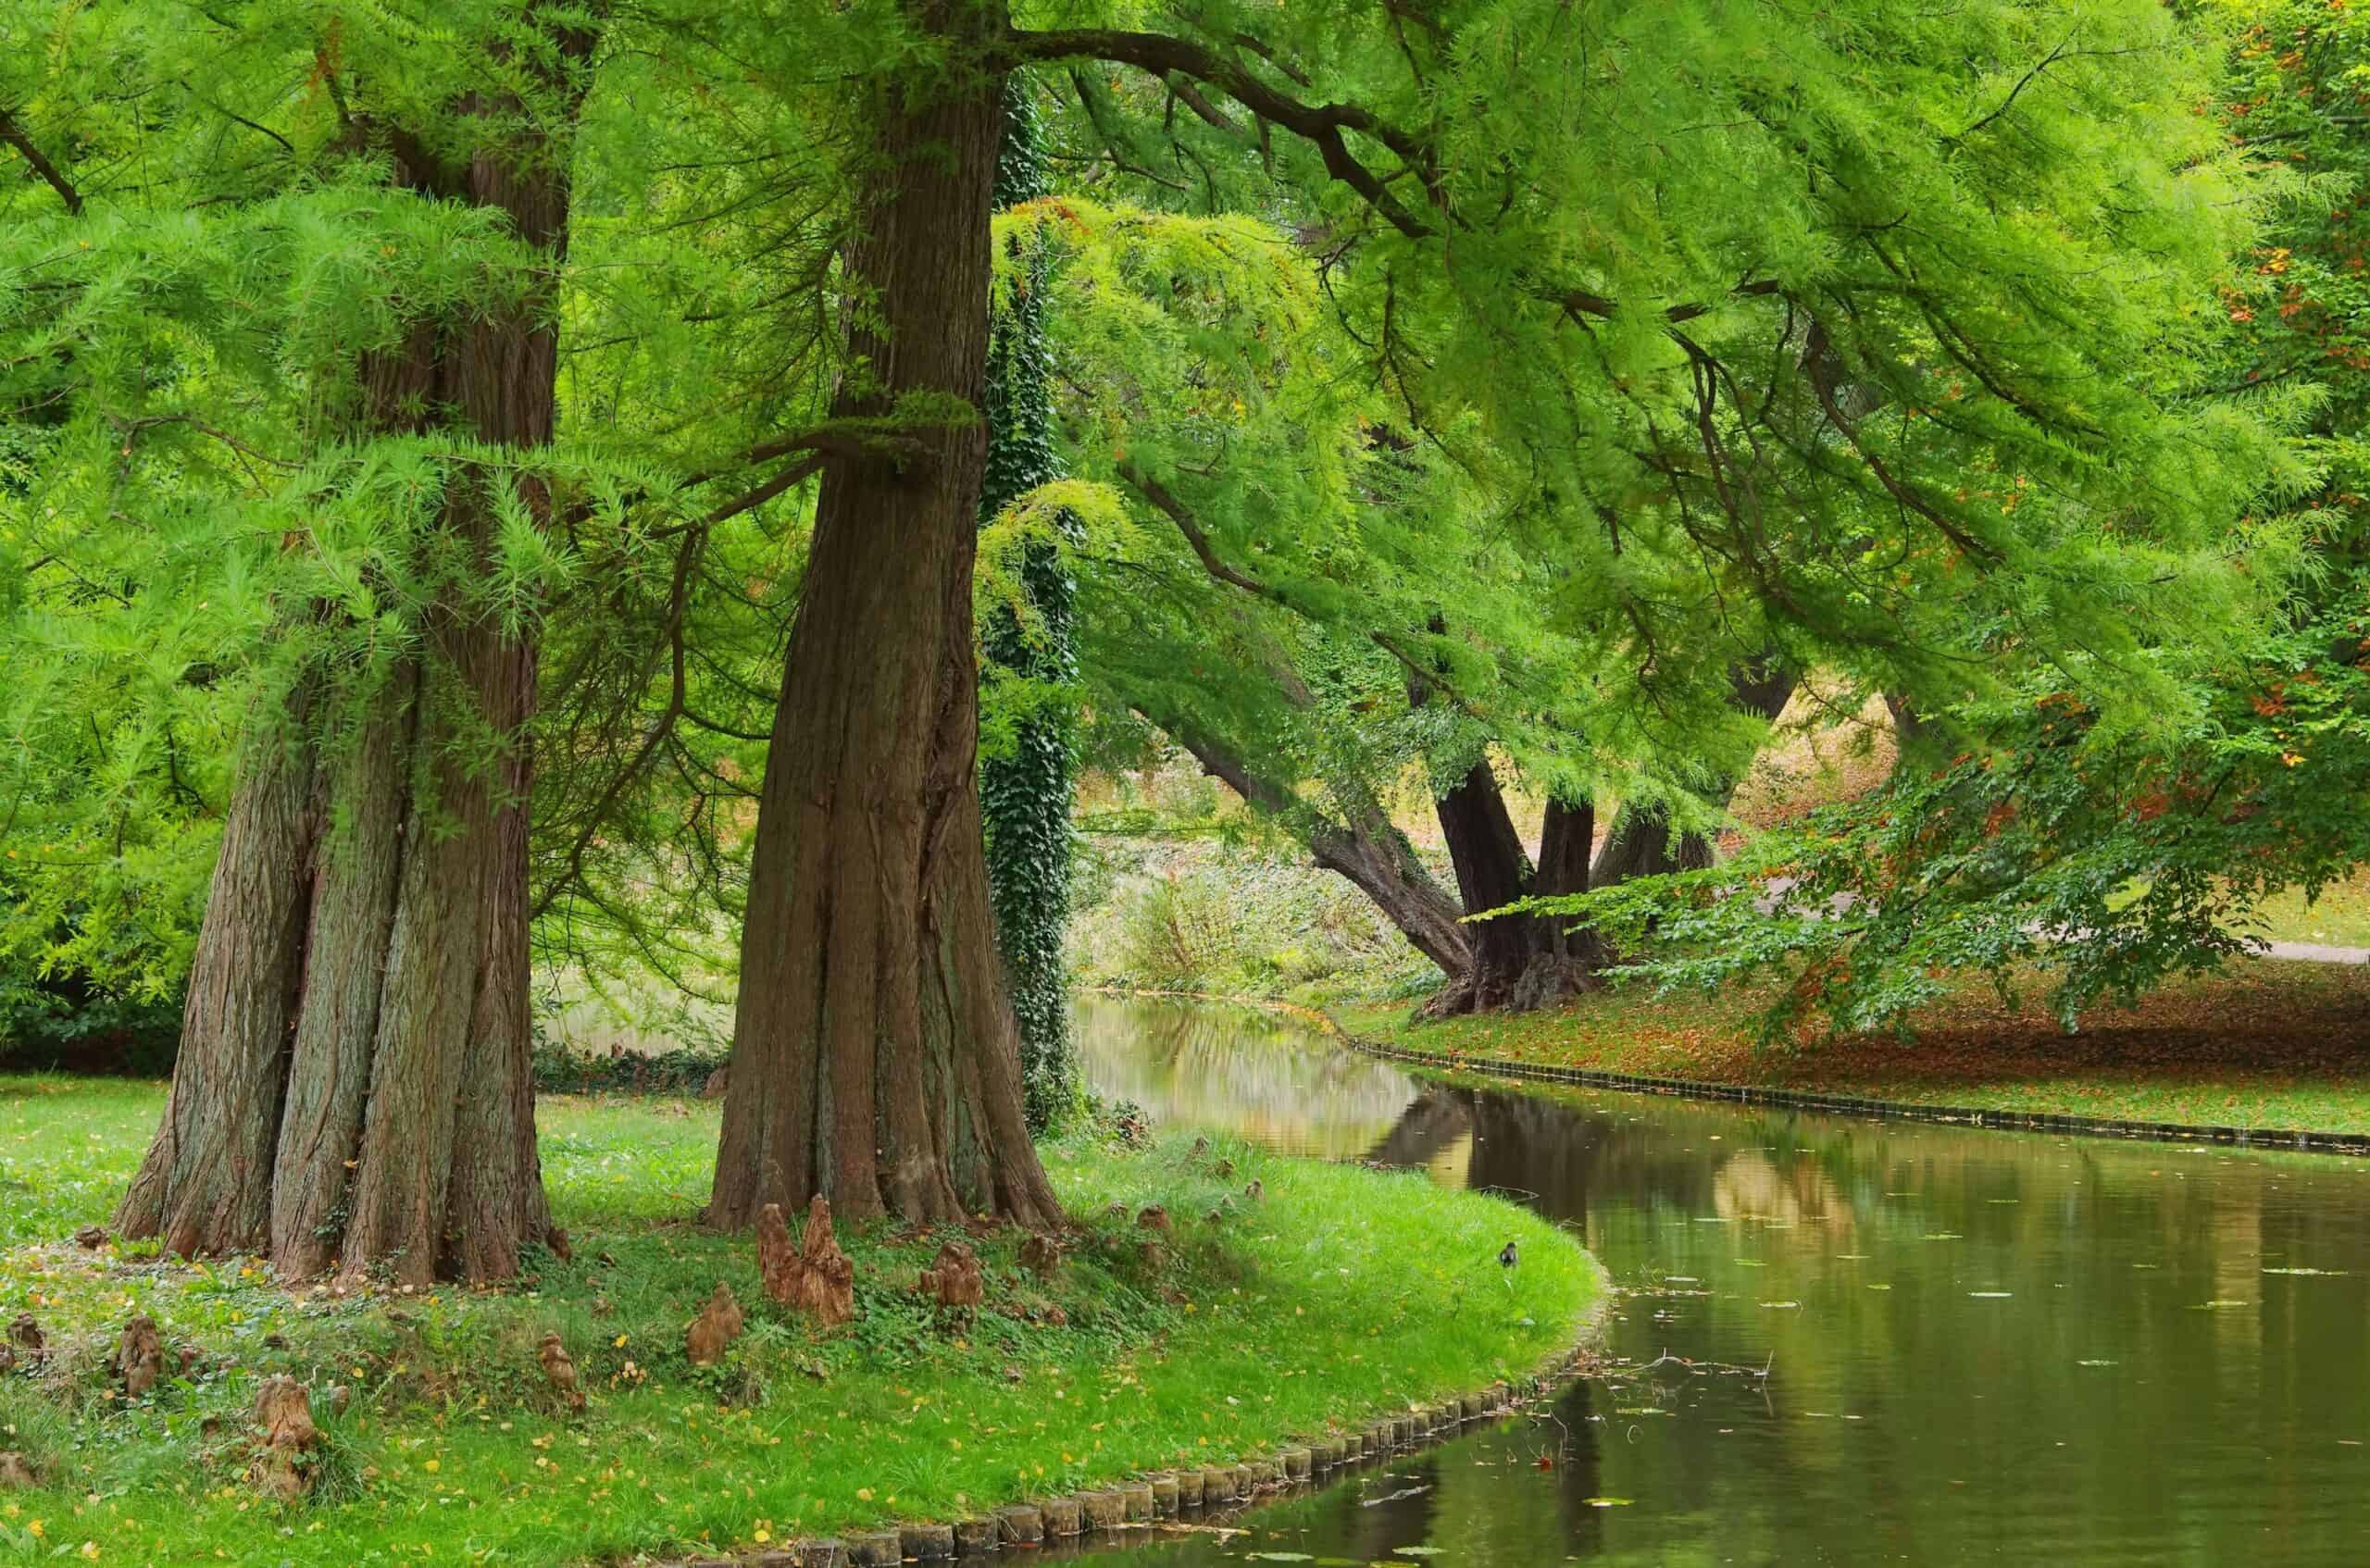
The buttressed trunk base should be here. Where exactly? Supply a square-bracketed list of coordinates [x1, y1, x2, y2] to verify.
[114, 50, 587, 1283]
[116, 641, 551, 1287]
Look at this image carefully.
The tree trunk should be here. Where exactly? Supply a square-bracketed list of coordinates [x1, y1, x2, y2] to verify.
[116, 34, 586, 1284]
[709, 24, 1061, 1234]
[1424, 764, 1604, 1015]
[1306, 810, 1474, 979]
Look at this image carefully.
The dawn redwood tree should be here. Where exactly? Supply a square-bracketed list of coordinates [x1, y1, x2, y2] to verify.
[104, 8, 601, 1283]
[708, 1, 1061, 1230]
[1566, 1, 2370, 1037]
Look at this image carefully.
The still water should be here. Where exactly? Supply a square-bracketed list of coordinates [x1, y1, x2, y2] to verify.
[1068, 995, 2370, 1565]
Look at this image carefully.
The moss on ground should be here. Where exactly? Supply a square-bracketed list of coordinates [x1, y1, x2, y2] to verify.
[1337, 957, 2370, 1136]
[0, 1081, 1593, 1566]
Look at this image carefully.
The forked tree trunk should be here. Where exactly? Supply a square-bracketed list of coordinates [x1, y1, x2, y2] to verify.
[1426, 772, 1608, 1015]
[709, 17, 1060, 1233]
[120, 552, 550, 1287]
[116, 38, 585, 1283]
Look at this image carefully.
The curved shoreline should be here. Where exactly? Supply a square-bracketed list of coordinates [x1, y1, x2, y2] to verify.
[617, 1037, 1615, 1568]
[644, 1251, 1614, 1568]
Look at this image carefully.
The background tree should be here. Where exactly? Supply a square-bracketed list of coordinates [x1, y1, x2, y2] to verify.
[1567, 0, 2370, 1037]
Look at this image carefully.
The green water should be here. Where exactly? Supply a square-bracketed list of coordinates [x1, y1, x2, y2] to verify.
[1068, 995, 2370, 1565]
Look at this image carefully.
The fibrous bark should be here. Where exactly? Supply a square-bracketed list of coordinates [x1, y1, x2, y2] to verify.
[685, 1282, 745, 1366]
[710, 7, 1059, 1233]
[114, 24, 591, 1285]
[249, 1375, 319, 1503]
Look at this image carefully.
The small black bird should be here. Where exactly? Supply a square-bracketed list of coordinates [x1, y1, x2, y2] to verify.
[1498, 1238, 1519, 1289]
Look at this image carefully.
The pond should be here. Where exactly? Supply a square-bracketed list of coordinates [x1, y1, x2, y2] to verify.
[1067, 995, 2370, 1565]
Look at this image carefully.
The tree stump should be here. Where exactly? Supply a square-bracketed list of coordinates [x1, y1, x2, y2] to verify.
[1018, 1232, 1062, 1277]
[249, 1375, 318, 1502]
[686, 1281, 745, 1366]
[760, 1196, 856, 1325]
[538, 1332, 585, 1410]
[917, 1240, 983, 1308]
[118, 1314, 164, 1399]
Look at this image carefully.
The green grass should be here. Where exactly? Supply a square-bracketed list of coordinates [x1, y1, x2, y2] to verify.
[2242, 871, 2370, 950]
[1338, 957, 2370, 1136]
[0, 1080, 1593, 1566]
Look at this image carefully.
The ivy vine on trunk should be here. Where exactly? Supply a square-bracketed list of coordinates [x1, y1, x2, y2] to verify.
[979, 72, 1082, 1133]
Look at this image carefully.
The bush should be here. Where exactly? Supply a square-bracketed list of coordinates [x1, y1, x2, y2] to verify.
[0, 964, 182, 1076]
[1077, 834, 1440, 1002]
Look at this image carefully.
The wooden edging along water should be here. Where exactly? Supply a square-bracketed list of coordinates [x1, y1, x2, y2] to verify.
[1330, 1026, 2370, 1160]
[645, 1335, 1603, 1566]
[642, 1195, 1614, 1568]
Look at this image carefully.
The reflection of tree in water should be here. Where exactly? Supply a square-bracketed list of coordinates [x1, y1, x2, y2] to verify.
[1365, 1082, 1726, 1227]
[1070, 1001, 2370, 1566]
[1073, 997, 1415, 1156]
[1366, 1093, 1472, 1170]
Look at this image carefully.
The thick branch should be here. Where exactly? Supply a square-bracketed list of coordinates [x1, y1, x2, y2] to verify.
[1117, 459, 1291, 607]
[1146, 703, 1472, 977]
[0, 109, 82, 215]
[1010, 27, 1440, 239]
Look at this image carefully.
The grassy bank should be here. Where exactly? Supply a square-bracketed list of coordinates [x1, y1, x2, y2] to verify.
[1339, 958, 2370, 1137]
[0, 1080, 1594, 1567]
